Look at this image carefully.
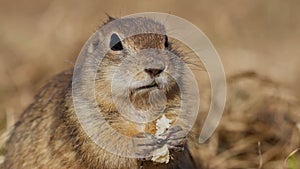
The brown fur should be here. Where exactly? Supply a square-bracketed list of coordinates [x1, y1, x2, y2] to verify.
[4, 17, 198, 169]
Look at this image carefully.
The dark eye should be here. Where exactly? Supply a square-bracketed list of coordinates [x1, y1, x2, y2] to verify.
[164, 35, 169, 48]
[110, 33, 123, 51]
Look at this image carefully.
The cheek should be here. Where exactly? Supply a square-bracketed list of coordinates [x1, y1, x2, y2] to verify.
[165, 61, 182, 79]
[131, 71, 147, 81]
[108, 65, 140, 89]
[162, 62, 184, 91]
[119, 62, 148, 81]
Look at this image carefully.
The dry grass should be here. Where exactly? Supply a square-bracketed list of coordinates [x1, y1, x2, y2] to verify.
[189, 72, 300, 169]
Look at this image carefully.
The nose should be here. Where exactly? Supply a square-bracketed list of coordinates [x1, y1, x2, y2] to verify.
[144, 68, 164, 78]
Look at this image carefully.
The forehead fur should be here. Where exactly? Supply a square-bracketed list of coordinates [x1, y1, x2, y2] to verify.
[99, 17, 166, 38]
[124, 33, 166, 50]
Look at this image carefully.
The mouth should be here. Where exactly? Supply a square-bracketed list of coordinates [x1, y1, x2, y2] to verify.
[136, 80, 159, 91]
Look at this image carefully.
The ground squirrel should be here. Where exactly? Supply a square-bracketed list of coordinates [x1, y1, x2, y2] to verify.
[3, 16, 199, 169]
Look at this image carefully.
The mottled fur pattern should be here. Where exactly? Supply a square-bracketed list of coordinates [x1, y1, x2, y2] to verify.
[4, 17, 197, 169]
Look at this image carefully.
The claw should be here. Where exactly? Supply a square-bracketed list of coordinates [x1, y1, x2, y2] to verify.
[167, 137, 186, 146]
[168, 145, 185, 152]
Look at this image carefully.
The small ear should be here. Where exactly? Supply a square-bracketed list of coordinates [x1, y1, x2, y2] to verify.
[88, 39, 99, 54]
[87, 33, 100, 54]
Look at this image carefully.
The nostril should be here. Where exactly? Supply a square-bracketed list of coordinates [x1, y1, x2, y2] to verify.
[144, 68, 164, 78]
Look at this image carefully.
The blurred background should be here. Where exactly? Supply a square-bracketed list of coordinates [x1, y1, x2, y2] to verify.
[0, 0, 299, 168]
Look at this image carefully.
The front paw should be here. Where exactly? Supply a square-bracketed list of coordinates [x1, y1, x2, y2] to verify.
[159, 125, 187, 151]
[133, 132, 166, 160]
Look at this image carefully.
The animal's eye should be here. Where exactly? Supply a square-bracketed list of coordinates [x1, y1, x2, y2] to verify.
[164, 35, 169, 48]
[110, 33, 123, 51]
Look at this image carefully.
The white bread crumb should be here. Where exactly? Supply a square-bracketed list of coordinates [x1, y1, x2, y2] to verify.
[151, 115, 172, 163]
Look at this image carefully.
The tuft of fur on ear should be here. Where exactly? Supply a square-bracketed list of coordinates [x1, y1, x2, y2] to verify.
[105, 13, 116, 22]
[98, 14, 117, 29]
